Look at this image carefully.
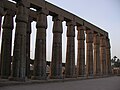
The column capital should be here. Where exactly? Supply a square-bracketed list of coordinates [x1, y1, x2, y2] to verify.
[16, 2, 29, 23]
[86, 29, 93, 34]
[53, 15, 64, 22]
[4, 10, 15, 17]
[106, 38, 111, 48]
[16, 0, 30, 8]
[77, 25, 85, 40]
[37, 8, 49, 15]
[77, 26, 85, 31]
[100, 36, 106, 47]
[66, 21, 76, 26]
[86, 30, 94, 43]
[52, 15, 63, 33]
[66, 21, 75, 37]
[0, 0, 4, 16]
[94, 33, 100, 45]
[36, 11, 47, 29]
[2, 10, 15, 30]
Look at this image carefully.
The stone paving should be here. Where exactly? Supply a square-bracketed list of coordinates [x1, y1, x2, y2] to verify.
[0, 76, 120, 90]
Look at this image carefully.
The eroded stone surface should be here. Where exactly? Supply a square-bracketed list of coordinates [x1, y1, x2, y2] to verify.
[0, 0, 112, 81]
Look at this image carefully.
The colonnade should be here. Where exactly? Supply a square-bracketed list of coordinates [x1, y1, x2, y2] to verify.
[0, 0, 112, 81]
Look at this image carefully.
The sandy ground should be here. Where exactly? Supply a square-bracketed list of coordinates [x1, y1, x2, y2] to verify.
[0, 76, 120, 90]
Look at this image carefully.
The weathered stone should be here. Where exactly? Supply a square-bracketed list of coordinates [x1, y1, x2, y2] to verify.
[50, 15, 63, 79]
[9, 1, 29, 81]
[100, 36, 106, 76]
[0, 10, 14, 79]
[26, 17, 32, 78]
[106, 38, 112, 75]
[0, 0, 4, 76]
[86, 30, 94, 77]
[93, 33, 100, 76]
[65, 21, 76, 78]
[0, 0, 4, 16]
[0, 0, 112, 81]
[0, 16, 2, 76]
[31, 9, 48, 80]
[77, 26, 85, 77]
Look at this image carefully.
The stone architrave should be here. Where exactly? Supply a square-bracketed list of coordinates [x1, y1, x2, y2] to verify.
[26, 17, 32, 78]
[106, 38, 111, 75]
[31, 9, 48, 80]
[86, 30, 94, 77]
[9, 1, 29, 81]
[1, 10, 14, 79]
[50, 15, 63, 79]
[100, 36, 106, 76]
[77, 26, 85, 77]
[93, 33, 100, 76]
[65, 21, 76, 78]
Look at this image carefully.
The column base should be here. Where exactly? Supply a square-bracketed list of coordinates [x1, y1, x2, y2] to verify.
[0, 75, 9, 79]
[93, 73, 101, 78]
[49, 75, 63, 79]
[77, 74, 85, 77]
[86, 74, 94, 78]
[65, 75, 77, 78]
[8, 76, 26, 82]
[26, 75, 31, 79]
[31, 76, 47, 80]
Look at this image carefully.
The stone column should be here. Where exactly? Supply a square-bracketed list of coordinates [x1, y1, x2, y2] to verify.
[0, 16, 2, 75]
[9, 1, 29, 81]
[0, 10, 14, 79]
[0, 16, 2, 36]
[26, 17, 32, 78]
[65, 21, 76, 78]
[86, 30, 94, 77]
[0, 0, 4, 37]
[77, 26, 85, 77]
[100, 36, 106, 76]
[93, 33, 100, 76]
[31, 9, 48, 80]
[0, 0, 4, 75]
[50, 15, 63, 79]
[106, 38, 111, 75]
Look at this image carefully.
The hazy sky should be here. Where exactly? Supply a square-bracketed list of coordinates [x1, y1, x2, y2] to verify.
[0, 0, 120, 64]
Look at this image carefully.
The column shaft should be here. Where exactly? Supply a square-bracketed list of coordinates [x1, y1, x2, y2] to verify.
[0, 16, 2, 75]
[65, 21, 76, 78]
[26, 17, 32, 78]
[86, 30, 94, 77]
[32, 9, 48, 80]
[50, 16, 63, 79]
[77, 26, 85, 77]
[0, 0, 4, 75]
[0, 16, 2, 36]
[100, 36, 106, 76]
[106, 38, 111, 75]
[1, 10, 14, 79]
[9, 1, 29, 81]
[93, 33, 100, 76]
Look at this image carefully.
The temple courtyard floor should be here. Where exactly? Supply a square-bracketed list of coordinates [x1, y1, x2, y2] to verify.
[0, 76, 120, 90]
